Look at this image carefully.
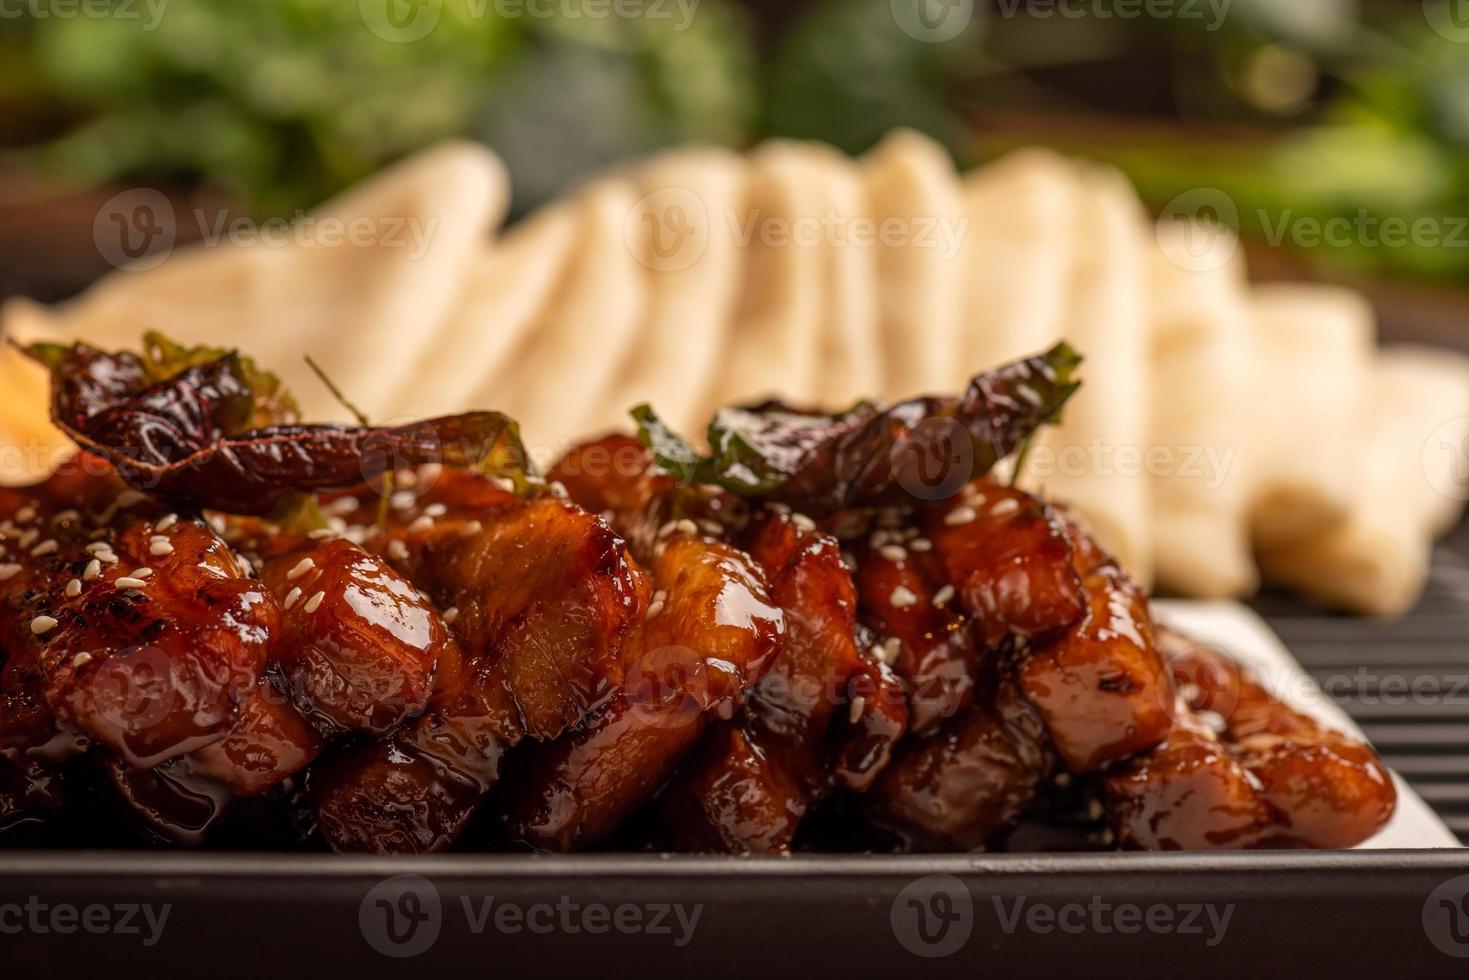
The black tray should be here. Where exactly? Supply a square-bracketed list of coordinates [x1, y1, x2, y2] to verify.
[5, 849, 1469, 977]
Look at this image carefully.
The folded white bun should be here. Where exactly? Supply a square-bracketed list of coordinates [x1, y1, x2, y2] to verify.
[3, 142, 508, 423]
[1258, 347, 1469, 616]
[1016, 164, 1155, 585]
[861, 129, 966, 398]
[389, 197, 578, 420]
[484, 177, 647, 460]
[599, 147, 747, 438]
[708, 141, 827, 413]
[1246, 283, 1375, 550]
[1147, 220, 1257, 598]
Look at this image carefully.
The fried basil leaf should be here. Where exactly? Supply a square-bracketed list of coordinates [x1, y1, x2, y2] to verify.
[635, 343, 1082, 513]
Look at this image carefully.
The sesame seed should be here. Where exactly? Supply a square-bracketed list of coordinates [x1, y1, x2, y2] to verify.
[442, 606, 460, 625]
[65, 579, 82, 598]
[768, 502, 791, 515]
[884, 637, 902, 664]
[30, 616, 58, 635]
[114, 577, 147, 590]
[0, 564, 21, 582]
[675, 518, 698, 536]
[647, 599, 666, 619]
[944, 505, 977, 526]
[16, 506, 37, 523]
[85, 542, 111, 554]
[889, 585, 919, 609]
[971, 492, 987, 507]
[308, 529, 336, 540]
[909, 537, 932, 553]
[30, 539, 58, 557]
[848, 696, 867, 724]
[96, 551, 118, 565]
[150, 541, 175, 556]
[933, 585, 956, 607]
[303, 591, 326, 614]
[388, 540, 409, 561]
[286, 558, 316, 581]
[17, 529, 39, 549]
[841, 551, 857, 572]
[549, 481, 569, 499]
[879, 544, 907, 562]
[156, 514, 178, 532]
[1086, 799, 1106, 821]
[283, 587, 302, 610]
[131, 568, 153, 579]
[991, 498, 1020, 517]
[699, 519, 723, 537]
[407, 515, 434, 533]
[117, 491, 147, 508]
[791, 513, 816, 533]
[424, 503, 447, 518]
[391, 492, 417, 511]
[83, 560, 102, 580]
[323, 497, 360, 516]
[460, 520, 483, 536]
[489, 476, 515, 493]
[52, 509, 79, 526]
[72, 652, 93, 668]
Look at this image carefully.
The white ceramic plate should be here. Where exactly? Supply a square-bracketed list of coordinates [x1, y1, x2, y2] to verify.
[1152, 599, 1459, 849]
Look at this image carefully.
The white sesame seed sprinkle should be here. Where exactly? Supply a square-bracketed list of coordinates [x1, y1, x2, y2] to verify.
[150, 541, 175, 556]
[768, 502, 791, 515]
[879, 544, 907, 562]
[647, 598, 666, 619]
[0, 563, 21, 582]
[460, 520, 484, 536]
[791, 514, 816, 533]
[884, 637, 902, 664]
[116, 491, 147, 508]
[65, 579, 82, 598]
[83, 559, 102, 581]
[132, 568, 153, 579]
[944, 505, 977, 526]
[85, 542, 111, 554]
[30, 539, 58, 557]
[991, 498, 1020, 517]
[30, 616, 58, 635]
[18, 529, 39, 549]
[890, 585, 919, 609]
[442, 606, 460, 625]
[283, 587, 302, 610]
[72, 652, 92, 668]
[96, 551, 118, 565]
[424, 503, 447, 518]
[114, 577, 147, 590]
[308, 529, 336, 540]
[388, 540, 409, 562]
[407, 515, 435, 533]
[323, 497, 360, 516]
[909, 537, 932, 553]
[52, 509, 79, 526]
[156, 514, 178, 532]
[16, 506, 37, 523]
[287, 558, 316, 581]
[303, 591, 326, 614]
[933, 584, 956, 607]
[848, 696, 867, 724]
[675, 518, 698, 536]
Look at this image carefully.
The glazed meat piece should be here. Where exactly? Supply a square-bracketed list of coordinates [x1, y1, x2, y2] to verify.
[658, 511, 903, 854]
[867, 674, 1052, 851]
[101, 753, 235, 846]
[1015, 511, 1172, 774]
[185, 671, 321, 797]
[1166, 633, 1396, 849]
[1103, 700, 1275, 851]
[854, 519, 977, 735]
[501, 532, 783, 852]
[256, 537, 446, 734]
[313, 480, 648, 853]
[921, 483, 1084, 646]
[31, 507, 278, 768]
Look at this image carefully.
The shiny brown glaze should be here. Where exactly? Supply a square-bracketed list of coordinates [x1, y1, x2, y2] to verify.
[258, 537, 445, 734]
[922, 483, 1084, 646]
[1016, 513, 1172, 774]
[501, 533, 784, 852]
[867, 675, 1051, 851]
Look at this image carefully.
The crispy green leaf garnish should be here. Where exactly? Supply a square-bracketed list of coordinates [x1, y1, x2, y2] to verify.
[633, 343, 1083, 513]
